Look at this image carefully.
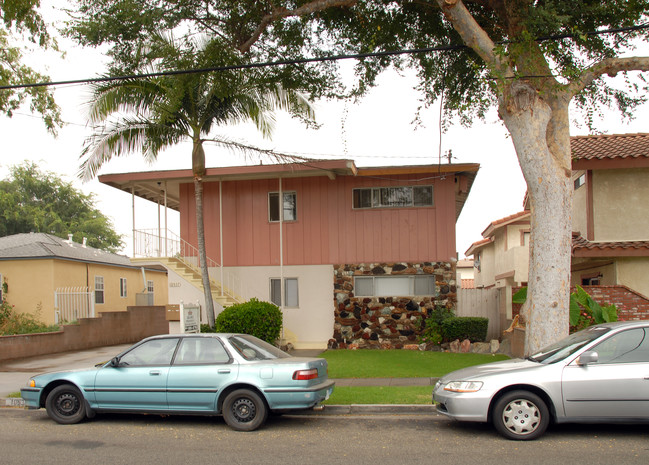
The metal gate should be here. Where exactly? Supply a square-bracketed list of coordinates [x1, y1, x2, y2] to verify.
[54, 287, 95, 324]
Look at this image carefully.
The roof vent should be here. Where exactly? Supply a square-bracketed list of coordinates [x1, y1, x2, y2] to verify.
[68, 234, 73, 243]
[82, 237, 87, 247]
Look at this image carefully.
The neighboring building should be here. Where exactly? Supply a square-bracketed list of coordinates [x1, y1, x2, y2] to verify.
[0, 233, 168, 325]
[466, 133, 649, 326]
[456, 259, 475, 288]
[100, 160, 479, 349]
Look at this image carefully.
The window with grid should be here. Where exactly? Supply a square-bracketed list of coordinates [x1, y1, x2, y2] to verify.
[352, 185, 433, 209]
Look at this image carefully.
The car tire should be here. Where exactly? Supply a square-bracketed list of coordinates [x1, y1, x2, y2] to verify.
[492, 390, 550, 440]
[222, 389, 268, 432]
[45, 384, 87, 425]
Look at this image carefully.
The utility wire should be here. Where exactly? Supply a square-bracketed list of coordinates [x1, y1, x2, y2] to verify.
[1, 23, 648, 91]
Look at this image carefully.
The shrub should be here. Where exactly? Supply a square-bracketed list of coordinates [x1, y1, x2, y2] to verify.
[214, 298, 283, 344]
[441, 317, 489, 342]
[419, 306, 455, 345]
[0, 300, 60, 336]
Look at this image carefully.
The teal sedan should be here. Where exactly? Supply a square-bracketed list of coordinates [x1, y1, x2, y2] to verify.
[21, 334, 334, 431]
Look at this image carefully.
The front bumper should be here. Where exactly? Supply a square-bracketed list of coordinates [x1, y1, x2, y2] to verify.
[432, 384, 491, 422]
[20, 387, 42, 409]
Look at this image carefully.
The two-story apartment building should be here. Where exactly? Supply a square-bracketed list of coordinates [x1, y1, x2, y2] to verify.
[466, 133, 649, 325]
[100, 159, 479, 349]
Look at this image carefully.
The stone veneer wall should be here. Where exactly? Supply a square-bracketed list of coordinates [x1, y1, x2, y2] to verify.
[331, 262, 456, 349]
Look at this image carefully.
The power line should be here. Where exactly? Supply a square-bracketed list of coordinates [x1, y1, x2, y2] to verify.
[1, 23, 648, 92]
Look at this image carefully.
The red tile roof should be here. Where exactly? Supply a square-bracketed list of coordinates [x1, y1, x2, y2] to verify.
[572, 233, 649, 257]
[481, 210, 530, 237]
[571, 133, 649, 161]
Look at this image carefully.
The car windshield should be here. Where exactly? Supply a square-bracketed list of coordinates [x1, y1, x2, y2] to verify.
[528, 326, 612, 364]
[228, 335, 291, 361]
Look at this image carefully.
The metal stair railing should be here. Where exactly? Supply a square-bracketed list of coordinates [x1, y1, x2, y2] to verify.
[133, 229, 242, 303]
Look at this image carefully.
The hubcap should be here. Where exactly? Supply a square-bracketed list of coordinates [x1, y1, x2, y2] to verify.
[231, 398, 256, 423]
[56, 393, 80, 416]
[502, 399, 540, 436]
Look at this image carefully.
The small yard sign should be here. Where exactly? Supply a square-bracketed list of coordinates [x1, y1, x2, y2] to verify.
[180, 301, 200, 334]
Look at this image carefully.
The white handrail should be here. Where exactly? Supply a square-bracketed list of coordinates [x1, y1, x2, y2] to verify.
[133, 229, 241, 303]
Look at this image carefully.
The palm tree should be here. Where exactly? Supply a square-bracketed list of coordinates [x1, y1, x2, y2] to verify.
[79, 35, 315, 327]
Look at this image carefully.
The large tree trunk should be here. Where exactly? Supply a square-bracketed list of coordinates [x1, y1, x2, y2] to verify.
[500, 83, 573, 355]
[192, 139, 216, 328]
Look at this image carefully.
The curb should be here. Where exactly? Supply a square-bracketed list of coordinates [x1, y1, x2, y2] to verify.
[1, 397, 441, 416]
[3, 397, 25, 408]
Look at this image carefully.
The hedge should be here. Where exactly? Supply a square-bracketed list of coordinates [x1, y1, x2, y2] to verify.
[210, 298, 283, 344]
[441, 317, 489, 342]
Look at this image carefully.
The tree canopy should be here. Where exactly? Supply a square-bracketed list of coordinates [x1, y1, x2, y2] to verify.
[0, 0, 61, 132]
[0, 162, 123, 252]
[66, 0, 649, 353]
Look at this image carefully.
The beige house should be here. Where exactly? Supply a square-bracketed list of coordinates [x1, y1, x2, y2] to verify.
[571, 133, 649, 297]
[0, 233, 168, 325]
[466, 133, 649, 323]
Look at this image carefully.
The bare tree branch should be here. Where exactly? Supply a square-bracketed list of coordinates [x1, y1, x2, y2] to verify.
[434, 0, 512, 78]
[238, 0, 358, 53]
[568, 56, 649, 98]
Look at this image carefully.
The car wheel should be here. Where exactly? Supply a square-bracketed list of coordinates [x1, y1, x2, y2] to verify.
[492, 390, 550, 440]
[45, 384, 86, 425]
[222, 389, 268, 432]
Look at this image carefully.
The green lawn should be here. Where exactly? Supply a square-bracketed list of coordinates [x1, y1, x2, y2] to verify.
[320, 349, 509, 405]
[321, 349, 509, 379]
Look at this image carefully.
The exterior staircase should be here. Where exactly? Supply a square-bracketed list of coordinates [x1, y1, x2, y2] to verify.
[132, 256, 241, 309]
[132, 229, 242, 309]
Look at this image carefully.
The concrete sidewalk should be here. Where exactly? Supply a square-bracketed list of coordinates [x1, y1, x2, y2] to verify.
[0, 345, 439, 414]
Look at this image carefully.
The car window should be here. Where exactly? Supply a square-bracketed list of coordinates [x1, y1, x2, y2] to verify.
[174, 337, 230, 365]
[529, 326, 611, 364]
[591, 328, 649, 364]
[228, 335, 291, 360]
[120, 338, 179, 366]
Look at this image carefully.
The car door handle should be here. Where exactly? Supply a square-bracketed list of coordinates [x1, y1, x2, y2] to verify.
[149, 370, 161, 376]
[218, 369, 231, 374]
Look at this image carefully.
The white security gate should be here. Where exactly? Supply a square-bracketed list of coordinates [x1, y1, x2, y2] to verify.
[54, 287, 96, 324]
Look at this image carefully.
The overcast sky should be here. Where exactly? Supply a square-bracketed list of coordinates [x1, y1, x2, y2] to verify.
[2, 2, 648, 259]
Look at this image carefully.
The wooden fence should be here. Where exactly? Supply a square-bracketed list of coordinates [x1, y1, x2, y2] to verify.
[456, 288, 501, 340]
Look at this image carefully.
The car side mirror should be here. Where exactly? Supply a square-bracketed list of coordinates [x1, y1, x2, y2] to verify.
[577, 351, 598, 366]
[109, 356, 121, 367]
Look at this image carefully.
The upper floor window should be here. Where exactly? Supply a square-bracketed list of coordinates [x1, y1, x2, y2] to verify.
[147, 280, 154, 293]
[352, 186, 433, 209]
[574, 174, 586, 190]
[269, 191, 297, 222]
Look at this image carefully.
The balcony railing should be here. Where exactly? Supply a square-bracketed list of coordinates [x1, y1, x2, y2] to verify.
[133, 229, 242, 302]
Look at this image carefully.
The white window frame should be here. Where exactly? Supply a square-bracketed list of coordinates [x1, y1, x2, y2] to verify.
[147, 280, 154, 293]
[95, 276, 105, 304]
[120, 278, 127, 298]
[352, 185, 434, 209]
[270, 277, 299, 307]
[268, 191, 297, 222]
[574, 173, 586, 190]
[354, 275, 435, 297]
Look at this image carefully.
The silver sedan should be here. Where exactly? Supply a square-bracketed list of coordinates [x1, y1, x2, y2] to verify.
[433, 320, 649, 440]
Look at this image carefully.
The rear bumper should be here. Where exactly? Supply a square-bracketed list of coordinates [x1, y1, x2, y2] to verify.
[264, 380, 335, 409]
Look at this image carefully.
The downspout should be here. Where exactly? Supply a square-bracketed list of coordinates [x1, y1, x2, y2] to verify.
[279, 176, 285, 341]
[131, 185, 136, 256]
[219, 180, 224, 296]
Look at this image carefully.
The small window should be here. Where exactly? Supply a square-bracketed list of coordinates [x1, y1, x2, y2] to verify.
[95, 276, 104, 304]
[147, 280, 154, 293]
[270, 277, 299, 307]
[574, 174, 586, 190]
[120, 278, 127, 298]
[352, 186, 433, 209]
[269, 192, 297, 222]
[354, 275, 435, 297]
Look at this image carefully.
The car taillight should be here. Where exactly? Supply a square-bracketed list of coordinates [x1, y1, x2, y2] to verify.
[293, 368, 319, 380]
